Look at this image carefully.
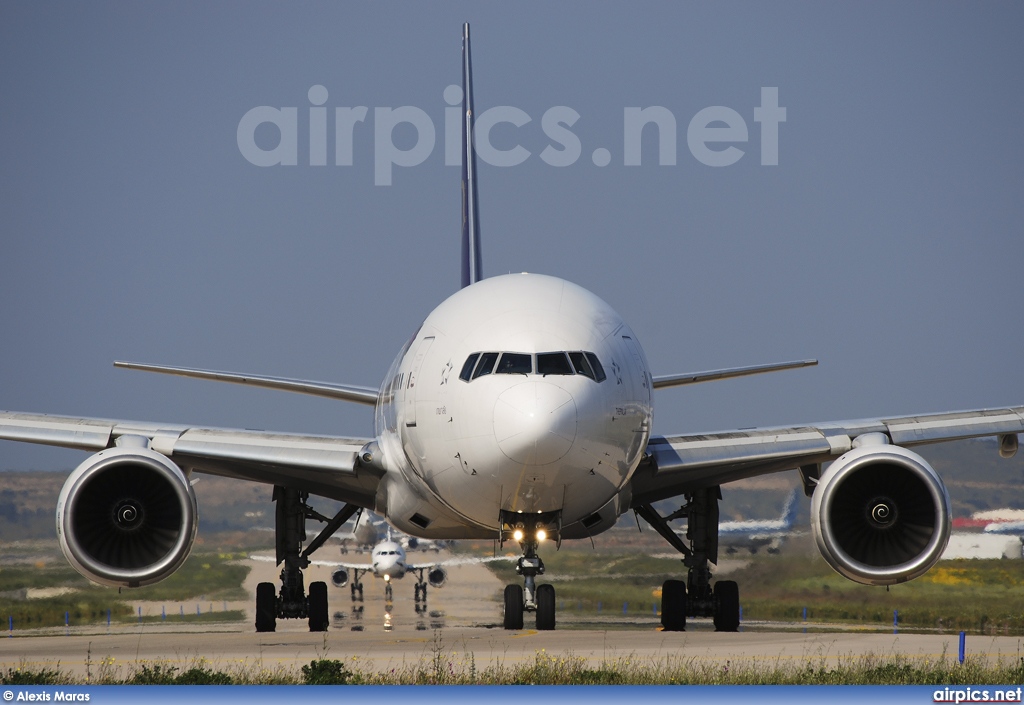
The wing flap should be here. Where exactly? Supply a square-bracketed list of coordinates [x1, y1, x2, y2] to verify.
[0, 412, 114, 450]
[882, 408, 1024, 445]
[170, 428, 364, 473]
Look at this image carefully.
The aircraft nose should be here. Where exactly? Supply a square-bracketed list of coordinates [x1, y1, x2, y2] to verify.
[493, 382, 577, 465]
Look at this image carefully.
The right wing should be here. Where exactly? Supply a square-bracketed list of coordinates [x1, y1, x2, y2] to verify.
[632, 406, 1024, 505]
[0, 411, 379, 506]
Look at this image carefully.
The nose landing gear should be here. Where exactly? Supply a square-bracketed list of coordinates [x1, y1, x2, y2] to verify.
[500, 510, 559, 630]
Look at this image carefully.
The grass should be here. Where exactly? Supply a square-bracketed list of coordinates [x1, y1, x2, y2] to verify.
[5, 648, 1024, 685]
[0, 552, 250, 629]
[482, 544, 1024, 634]
[734, 555, 1024, 634]
[127, 551, 250, 602]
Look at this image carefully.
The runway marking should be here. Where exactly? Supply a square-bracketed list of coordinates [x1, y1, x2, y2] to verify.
[511, 630, 538, 638]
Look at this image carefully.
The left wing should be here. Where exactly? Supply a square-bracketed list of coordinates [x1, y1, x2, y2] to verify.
[631, 406, 1024, 504]
[0, 411, 378, 505]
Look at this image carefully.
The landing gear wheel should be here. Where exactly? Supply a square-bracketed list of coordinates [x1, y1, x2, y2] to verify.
[536, 584, 556, 630]
[503, 584, 524, 630]
[308, 581, 329, 632]
[385, 583, 393, 601]
[713, 580, 740, 632]
[255, 582, 277, 633]
[661, 579, 687, 632]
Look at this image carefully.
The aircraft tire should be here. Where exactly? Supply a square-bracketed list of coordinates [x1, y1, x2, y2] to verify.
[536, 584, 556, 630]
[255, 582, 277, 633]
[661, 579, 686, 632]
[713, 580, 740, 632]
[308, 581, 329, 632]
[503, 584, 524, 630]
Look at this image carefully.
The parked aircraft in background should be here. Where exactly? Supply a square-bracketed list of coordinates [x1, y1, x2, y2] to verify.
[954, 508, 1024, 530]
[1, 23, 1023, 635]
[337, 510, 445, 554]
[337, 511, 380, 554]
[712, 489, 801, 555]
[983, 520, 1024, 536]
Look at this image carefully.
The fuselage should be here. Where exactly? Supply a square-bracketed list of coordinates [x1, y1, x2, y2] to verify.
[371, 273, 653, 540]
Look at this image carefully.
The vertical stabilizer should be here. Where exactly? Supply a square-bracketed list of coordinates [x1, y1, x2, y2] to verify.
[782, 488, 800, 528]
[460, 23, 482, 288]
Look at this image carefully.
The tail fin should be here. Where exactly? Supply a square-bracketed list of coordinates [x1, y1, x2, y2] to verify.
[460, 22, 482, 288]
[781, 488, 800, 528]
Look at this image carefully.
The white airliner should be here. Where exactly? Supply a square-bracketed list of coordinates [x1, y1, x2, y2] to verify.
[2, 24, 1023, 634]
[253, 536, 510, 615]
[328, 539, 512, 605]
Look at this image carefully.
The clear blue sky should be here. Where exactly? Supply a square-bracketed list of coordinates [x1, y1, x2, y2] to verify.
[1, 2, 1022, 471]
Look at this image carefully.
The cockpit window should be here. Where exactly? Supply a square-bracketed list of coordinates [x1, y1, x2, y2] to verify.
[459, 353, 480, 382]
[471, 352, 499, 379]
[568, 352, 595, 380]
[496, 352, 532, 374]
[585, 352, 607, 382]
[460, 350, 607, 382]
[537, 352, 573, 376]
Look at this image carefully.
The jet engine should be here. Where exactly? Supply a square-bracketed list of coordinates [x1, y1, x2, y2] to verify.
[56, 446, 198, 588]
[810, 443, 951, 586]
[331, 568, 349, 588]
[427, 566, 447, 588]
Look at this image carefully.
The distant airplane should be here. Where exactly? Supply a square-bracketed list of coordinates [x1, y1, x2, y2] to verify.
[2, 22, 1023, 636]
[983, 520, 1024, 535]
[714, 489, 801, 555]
[954, 508, 1024, 530]
[337, 510, 445, 554]
[336, 510, 379, 554]
[327, 538, 513, 602]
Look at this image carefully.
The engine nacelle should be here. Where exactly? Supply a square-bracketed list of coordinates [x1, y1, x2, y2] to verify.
[331, 568, 349, 588]
[427, 566, 447, 588]
[811, 444, 951, 586]
[56, 446, 198, 588]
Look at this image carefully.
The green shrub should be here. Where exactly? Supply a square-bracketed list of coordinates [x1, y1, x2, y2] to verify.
[302, 659, 352, 684]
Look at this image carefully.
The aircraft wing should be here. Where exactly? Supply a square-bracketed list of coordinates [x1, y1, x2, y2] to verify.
[0, 411, 378, 506]
[407, 554, 517, 570]
[631, 406, 1024, 505]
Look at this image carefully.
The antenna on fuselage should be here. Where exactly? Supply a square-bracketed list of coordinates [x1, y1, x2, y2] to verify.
[460, 22, 482, 289]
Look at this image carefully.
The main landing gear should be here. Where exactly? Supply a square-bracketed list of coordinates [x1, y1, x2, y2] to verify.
[635, 486, 740, 632]
[500, 511, 558, 631]
[255, 485, 359, 633]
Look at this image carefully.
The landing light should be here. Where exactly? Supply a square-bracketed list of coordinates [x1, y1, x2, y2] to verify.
[536, 529, 547, 542]
[512, 529, 524, 541]
[383, 574, 390, 582]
